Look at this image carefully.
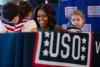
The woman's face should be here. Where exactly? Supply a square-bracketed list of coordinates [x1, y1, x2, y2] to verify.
[71, 14, 84, 27]
[37, 9, 49, 27]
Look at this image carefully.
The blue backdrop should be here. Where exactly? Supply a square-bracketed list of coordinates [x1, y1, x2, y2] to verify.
[57, 0, 100, 32]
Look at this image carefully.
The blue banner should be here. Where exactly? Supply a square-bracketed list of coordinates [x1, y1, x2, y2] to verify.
[33, 32, 91, 67]
[92, 33, 100, 67]
[0, 32, 100, 67]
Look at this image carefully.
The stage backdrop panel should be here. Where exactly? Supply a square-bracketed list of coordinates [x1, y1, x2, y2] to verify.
[58, 0, 100, 32]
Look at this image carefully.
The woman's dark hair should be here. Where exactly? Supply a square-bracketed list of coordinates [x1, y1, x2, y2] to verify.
[33, 4, 56, 30]
[18, 1, 33, 20]
[2, 2, 20, 21]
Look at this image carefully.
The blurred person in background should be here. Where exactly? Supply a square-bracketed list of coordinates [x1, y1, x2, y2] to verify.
[1, 2, 20, 32]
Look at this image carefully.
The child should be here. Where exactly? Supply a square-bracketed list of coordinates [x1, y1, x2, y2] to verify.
[66, 10, 85, 32]
[17, 1, 37, 32]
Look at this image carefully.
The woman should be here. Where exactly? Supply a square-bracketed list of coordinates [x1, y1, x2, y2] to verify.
[33, 4, 57, 32]
[33, 4, 67, 32]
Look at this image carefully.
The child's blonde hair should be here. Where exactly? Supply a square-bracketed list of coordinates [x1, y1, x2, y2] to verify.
[70, 10, 84, 19]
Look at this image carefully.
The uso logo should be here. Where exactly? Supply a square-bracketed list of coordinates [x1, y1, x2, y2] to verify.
[88, 6, 100, 17]
[65, 7, 77, 17]
[35, 32, 91, 67]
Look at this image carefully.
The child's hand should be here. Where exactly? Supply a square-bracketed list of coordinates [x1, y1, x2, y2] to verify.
[68, 29, 81, 32]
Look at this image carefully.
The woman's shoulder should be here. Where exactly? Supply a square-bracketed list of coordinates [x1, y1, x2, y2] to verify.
[0, 20, 7, 33]
[55, 25, 68, 32]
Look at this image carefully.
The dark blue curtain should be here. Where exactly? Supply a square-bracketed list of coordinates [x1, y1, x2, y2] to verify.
[0, 33, 36, 67]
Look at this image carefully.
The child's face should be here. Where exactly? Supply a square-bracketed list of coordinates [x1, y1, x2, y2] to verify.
[37, 9, 49, 27]
[12, 15, 19, 24]
[26, 11, 32, 19]
[71, 14, 84, 27]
